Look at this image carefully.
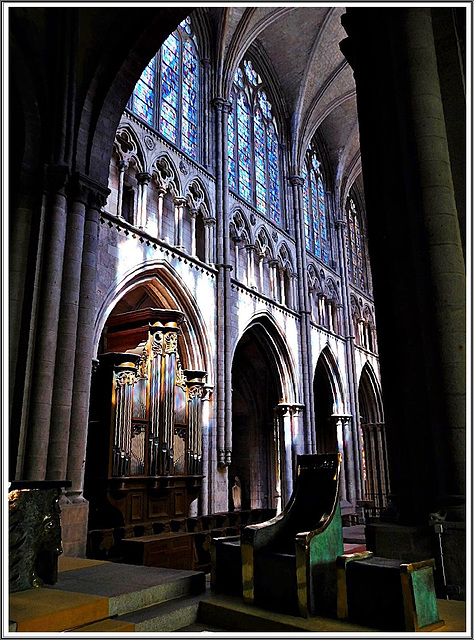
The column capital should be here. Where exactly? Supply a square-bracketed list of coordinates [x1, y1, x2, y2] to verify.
[68, 172, 110, 209]
[118, 160, 129, 171]
[173, 196, 188, 207]
[212, 97, 232, 112]
[289, 175, 304, 187]
[335, 217, 347, 229]
[203, 216, 216, 227]
[136, 171, 152, 185]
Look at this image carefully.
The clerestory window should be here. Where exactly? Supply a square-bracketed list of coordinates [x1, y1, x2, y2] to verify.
[346, 196, 366, 291]
[302, 151, 329, 264]
[129, 17, 199, 160]
[228, 59, 281, 226]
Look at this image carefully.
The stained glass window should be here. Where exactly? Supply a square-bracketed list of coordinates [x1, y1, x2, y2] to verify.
[228, 93, 237, 191]
[228, 59, 281, 225]
[302, 150, 330, 263]
[237, 93, 252, 203]
[347, 198, 365, 290]
[130, 18, 199, 159]
[132, 57, 156, 126]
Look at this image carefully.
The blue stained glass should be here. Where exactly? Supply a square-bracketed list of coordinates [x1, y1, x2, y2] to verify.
[267, 123, 280, 224]
[181, 41, 198, 156]
[229, 158, 236, 190]
[235, 67, 244, 88]
[244, 59, 258, 86]
[258, 91, 272, 119]
[160, 33, 180, 144]
[179, 17, 192, 35]
[132, 57, 155, 125]
[312, 155, 320, 172]
[310, 170, 321, 259]
[302, 168, 311, 251]
[237, 93, 251, 203]
[163, 33, 179, 63]
[228, 104, 236, 190]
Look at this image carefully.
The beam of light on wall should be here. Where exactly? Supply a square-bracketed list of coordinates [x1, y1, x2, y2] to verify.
[116, 236, 145, 280]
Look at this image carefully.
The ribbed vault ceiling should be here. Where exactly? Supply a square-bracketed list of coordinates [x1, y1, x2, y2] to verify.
[204, 5, 360, 200]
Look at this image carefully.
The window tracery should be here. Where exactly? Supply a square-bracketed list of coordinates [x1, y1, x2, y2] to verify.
[228, 59, 281, 225]
[346, 196, 366, 291]
[129, 17, 199, 160]
[302, 151, 329, 264]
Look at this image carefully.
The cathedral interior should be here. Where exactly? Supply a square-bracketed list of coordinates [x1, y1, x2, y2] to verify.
[8, 3, 468, 622]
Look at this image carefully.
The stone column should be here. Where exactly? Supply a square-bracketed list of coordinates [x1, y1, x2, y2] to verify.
[290, 176, 314, 452]
[189, 208, 198, 256]
[201, 384, 213, 515]
[173, 196, 187, 250]
[334, 214, 363, 506]
[47, 173, 92, 483]
[246, 244, 256, 289]
[341, 7, 465, 523]
[157, 187, 165, 238]
[66, 180, 110, 505]
[213, 98, 226, 469]
[233, 237, 241, 281]
[116, 160, 128, 217]
[136, 172, 151, 229]
[221, 100, 233, 468]
[204, 217, 215, 264]
[23, 165, 69, 481]
[275, 404, 295, 505]
[279, 268, 286, 306]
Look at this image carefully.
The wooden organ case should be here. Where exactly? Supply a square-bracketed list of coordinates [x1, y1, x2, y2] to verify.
[85, 308, 206, 531]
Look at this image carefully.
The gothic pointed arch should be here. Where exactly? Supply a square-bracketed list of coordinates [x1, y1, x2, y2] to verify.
[358, 362, 388, 516]
[231, 312, 301, 511]
[114, 125, 145, 171]
[93, 260, 213, 378]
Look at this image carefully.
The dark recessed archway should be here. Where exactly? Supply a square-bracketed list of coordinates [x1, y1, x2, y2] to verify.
[230, 326, 282, 512]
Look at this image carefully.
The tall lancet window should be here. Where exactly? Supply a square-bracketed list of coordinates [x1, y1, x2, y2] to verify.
[302, 151, 329, 264]
[228, 59, 281, 225]
[129, 17, 199, 160]
[346, 196, 366, 290]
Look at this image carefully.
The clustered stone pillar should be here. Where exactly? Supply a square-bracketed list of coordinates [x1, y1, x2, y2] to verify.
[23, 165, 70, 481]
[47, 174, 89, 484]
[289, 176, 314, 452]
[66, 181, 109, 507]
[213, 97, 226, 471]
[341, 7, 465, 524]
[334, 213, 363, 508]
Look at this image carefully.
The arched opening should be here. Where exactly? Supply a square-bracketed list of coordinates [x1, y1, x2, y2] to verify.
[314, 356, 337, 454]
[358, 363, 388, 517]
[230, 326, 283, 513]
[84, 275, 210, 563]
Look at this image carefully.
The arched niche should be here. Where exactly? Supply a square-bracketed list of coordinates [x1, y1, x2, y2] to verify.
[230, 315, 300, 513]
[358, 362, 389, 517]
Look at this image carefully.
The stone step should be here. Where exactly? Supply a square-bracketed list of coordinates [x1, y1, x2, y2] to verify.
[9, 559, 207, 633]
[52, 561, 206, 617]
[116, 592, 209, 632]
[9, 588, 110, 633]
[197, 594, 377, 633]
[68, 618, 136, 633]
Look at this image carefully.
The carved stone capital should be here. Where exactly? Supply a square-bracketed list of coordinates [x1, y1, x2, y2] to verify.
[173, 196, 188, 207]
[136, 172, 152, 185]
[289, 175, 304, 187]
[212, 97, 232, 112]
[68, 172, 110, 209]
